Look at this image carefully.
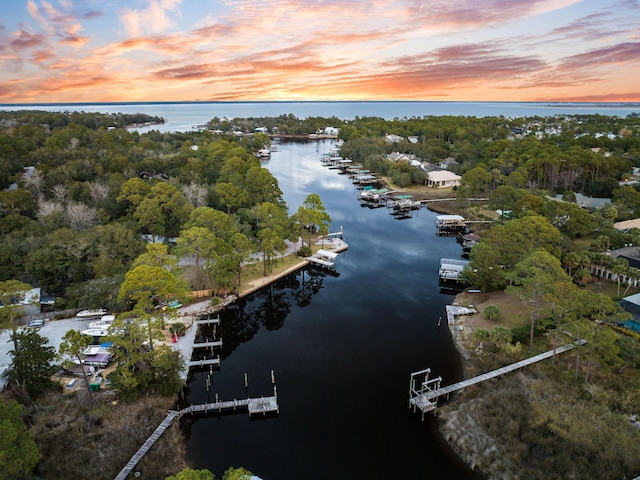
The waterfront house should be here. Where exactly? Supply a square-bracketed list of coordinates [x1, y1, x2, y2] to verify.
[427, 170, 461, 188]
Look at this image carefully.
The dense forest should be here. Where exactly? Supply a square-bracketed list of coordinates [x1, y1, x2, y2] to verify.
[2, 110, 640, 479]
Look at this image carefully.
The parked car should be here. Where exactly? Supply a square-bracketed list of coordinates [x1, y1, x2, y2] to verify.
[27, 319, 45, 328]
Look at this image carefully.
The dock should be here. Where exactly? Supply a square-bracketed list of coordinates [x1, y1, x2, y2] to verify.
[114, 376, 278, 480]
[439, 258, 469, 282]
[307, 249, 340, 270]
[114, 410, 181, 480]
[181, 386, 279, 417]
[191, 339, 223, 349]
[409, 340, 586, 420]
[187, 357, 221, 368]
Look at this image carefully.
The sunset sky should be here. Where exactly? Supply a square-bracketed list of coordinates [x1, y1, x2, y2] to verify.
[1, 0, 639, 103]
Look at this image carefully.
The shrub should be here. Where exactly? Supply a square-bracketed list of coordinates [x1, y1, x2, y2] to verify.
[298, 245, 312, 257]
[484, 304, 501, 321]
[169, 322, 186, 337]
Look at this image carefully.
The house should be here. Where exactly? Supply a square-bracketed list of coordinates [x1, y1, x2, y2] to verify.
[0, 287, 51, 316]
[551, 193, 611, 210]
[387, 152, 418, 163]
[385, 134, 404, 143]
[427, 170, 461, 188]
[324, 127, 339, 136]
[254, 127, 269, 134]
[438, 157, 458, 170]
[614, 218, 640, 232]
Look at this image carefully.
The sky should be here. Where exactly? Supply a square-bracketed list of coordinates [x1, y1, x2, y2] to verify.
[0, 0, 639, 103]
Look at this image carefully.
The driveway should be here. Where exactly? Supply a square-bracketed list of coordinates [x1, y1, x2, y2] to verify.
[0, 317, 88, 388]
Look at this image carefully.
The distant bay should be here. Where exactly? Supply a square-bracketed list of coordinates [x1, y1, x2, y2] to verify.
[1, 101, 639, 133]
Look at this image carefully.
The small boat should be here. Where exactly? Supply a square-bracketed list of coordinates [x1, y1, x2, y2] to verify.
[81, 328, 109, 337]
[76, 309, 108, 319]
[87, 315, 116, 329]
[82, 345, 110, 356]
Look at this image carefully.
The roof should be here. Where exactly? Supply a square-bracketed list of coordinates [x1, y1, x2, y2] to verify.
[316, 249, 339, 259]
[621, 292, 640, 307]
[614, 218, 640, 231]
[428, 170, 461, 181]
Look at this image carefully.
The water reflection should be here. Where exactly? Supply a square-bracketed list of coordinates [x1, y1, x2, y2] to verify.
[182, 139, 481, 480]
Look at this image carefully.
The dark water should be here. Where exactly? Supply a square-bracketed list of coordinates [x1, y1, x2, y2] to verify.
[180, 140, 482, 479]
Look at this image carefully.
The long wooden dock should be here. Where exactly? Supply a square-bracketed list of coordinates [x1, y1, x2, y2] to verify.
[113, 381, 278, 480]
[409, 340, 586, 420]
[187, 357, 221, 368]
[191, 339, 223, 349]
[113, 410, 180, 480]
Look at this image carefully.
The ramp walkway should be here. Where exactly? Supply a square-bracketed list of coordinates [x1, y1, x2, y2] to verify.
[409, 340, 586, 419]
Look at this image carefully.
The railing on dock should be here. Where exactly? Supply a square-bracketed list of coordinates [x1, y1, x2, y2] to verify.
[113, 372, 278, 480]
[409, 340, 586, 420]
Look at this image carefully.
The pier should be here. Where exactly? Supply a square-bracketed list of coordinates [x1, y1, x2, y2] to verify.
[114, 374, 278, 480]
[439, 258, 469, 282]
[409, 340, 586, 420]
[307, 249, 340, 270]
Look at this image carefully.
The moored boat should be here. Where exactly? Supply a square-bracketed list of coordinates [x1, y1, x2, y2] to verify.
[76, 308, 108, 319]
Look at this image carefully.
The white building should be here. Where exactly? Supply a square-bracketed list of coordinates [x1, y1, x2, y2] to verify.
[427, 170, 461, 188]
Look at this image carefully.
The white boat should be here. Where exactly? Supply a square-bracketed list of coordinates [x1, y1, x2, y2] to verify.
[87, 315, 116, 329]
[82, 345, 110, 356]
[76, 309, 108, 319]
[81, 328, 109, 337]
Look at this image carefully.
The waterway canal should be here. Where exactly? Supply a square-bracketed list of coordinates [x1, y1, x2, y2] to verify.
[181, 139, 482, 479]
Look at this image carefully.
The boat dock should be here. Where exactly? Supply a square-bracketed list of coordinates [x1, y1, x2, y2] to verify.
[439, 258, 469, 282]
[114, 410, 181, 480]
[409, 340, 587, 420]
[113, 377, 278, 480]
[307, 249, 340, 270]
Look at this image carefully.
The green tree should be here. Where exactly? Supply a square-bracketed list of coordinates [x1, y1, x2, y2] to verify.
[175, 226, 219, 290]
[107, 319, 183, 400]
[484, 304, 501, 321]
[0, 400, 41, 480]
[507, 249, 571, 350]
[8, 329, 59, 400]
[301, 193, 332, 247]
[118, 264, 186, 348]
[166, 468, 215, 480]
[215, 182, 249, 215]
[0, 280, 34, 350]
[59, 329, 95, 397]
[229, 232, 254, 287]
[222, 467, 254, 480]
[254, 202, 290, 276]
[116, 177, 151, 214]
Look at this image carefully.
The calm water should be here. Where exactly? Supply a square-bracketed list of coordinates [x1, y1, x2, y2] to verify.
[179, 139, 482, 479]
[2, 101, 639, 133]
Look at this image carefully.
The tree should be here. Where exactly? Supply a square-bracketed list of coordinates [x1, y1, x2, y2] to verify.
[0, 280, 34, 350]
[185, 206, 238, 241]
[230, 232, 254, 287]
[59, 329, 95, 397]
[254, 202, 290, 276]
[222, 467, 254, 480]
[175, 227, 219, 290]
[118, 264, 186, 348]
[8, 329, 59, 400]
[215, 182, 249, 215]
[301, 193, 332, 247]
[507, 249, 571, 350]
[484, 304, 501, 321]
[0, 400, 41, 480]
[117, 177, 151, 214]
[107, 319, 183, 400]
[166, 468, 215, 480]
